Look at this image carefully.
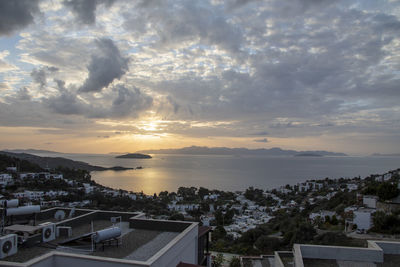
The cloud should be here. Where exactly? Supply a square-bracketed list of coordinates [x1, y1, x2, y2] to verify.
[45, 80, 152, 119]
[253, 138, 268, 143]
[30, 66, 59, 88]
[1, 0, 400, 154]
[109, 85, 153, 118]
[63, 0, 115, 25]
[123, 1, 244, 55]
[16, 87, 31, 101]
[250, 131, 269, 136]
[46, 90, 87, 115]
[0, 0, 40, 36]
[79, 38, 129, 93]
[0, 51, 18, 72]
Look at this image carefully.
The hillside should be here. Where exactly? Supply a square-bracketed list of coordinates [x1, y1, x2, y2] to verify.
[0, 151, 132, 172]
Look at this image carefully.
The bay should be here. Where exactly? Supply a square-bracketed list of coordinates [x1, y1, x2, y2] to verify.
[35, 152, 399, 195]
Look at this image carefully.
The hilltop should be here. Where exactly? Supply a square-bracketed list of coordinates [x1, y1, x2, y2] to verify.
[0, 151, 132, 171]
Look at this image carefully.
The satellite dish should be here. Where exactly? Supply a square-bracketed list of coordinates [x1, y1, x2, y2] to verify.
[54, 210, 66, 221]
[68, 208, 75, 219]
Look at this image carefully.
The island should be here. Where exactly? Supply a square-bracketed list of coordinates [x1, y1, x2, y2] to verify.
[116, 153, 152, 159]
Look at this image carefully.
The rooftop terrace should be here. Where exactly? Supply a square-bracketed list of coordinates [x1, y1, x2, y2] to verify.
[0, 207, 199, 267]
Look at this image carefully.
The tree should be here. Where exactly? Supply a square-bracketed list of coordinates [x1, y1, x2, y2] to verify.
[255, 236, 281, 252]
[212, 225, 227, 242]
[229, 257, 240, 267]
[168, 213, 184, 221]
[377, 182, 399, 200]
[198, 187, 210, 199]
[212, 253, 225, 267]
[290, 223, 316, 245]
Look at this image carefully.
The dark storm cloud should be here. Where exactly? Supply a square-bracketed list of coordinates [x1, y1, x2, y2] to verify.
[30, 66, 59, 88]
[47, 91, 86, 115]
[109, 85, 153, 118]
[79, 38, 129, 93]
[0, 0, 40, 36]
[46, 80, 152, 119]
[63, 0, 115, 25]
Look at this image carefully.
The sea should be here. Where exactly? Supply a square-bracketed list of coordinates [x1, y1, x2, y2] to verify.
[34, 152, 400, 195]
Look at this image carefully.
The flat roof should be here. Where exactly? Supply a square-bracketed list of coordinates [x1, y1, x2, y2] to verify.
[4, 224, 42, 234]
[0, 208, 196, 265]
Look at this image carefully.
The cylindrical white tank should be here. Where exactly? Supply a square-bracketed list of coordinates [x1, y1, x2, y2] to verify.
[93, 227, 121, 243]
[5, 205, 41, 216]
[4, 199, 19, 208]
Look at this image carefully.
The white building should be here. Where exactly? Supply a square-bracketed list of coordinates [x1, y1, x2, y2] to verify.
[19, 173, 38, 179]
[203, 193, 219, 201]
[353, 208, 375, 231]
[347, 183, 358, 191]
[83, 183, 95, 194]
[363, 195, 378, 209]
[0, 173, 13, 187]
[309, 210, 336, 222]
[6, 167, 17, 172]
[168, 202, 199, 212]
[0, 208, 208, 267]
[13, 190, 45, 200]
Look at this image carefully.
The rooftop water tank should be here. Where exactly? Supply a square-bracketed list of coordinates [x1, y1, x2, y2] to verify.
[93, 227, 121, 243]
[5, 205, 40, 216]
[4, 199, 19, 208]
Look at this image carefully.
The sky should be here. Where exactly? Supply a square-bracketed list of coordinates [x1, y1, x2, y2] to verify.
[0, 0, 399, 155]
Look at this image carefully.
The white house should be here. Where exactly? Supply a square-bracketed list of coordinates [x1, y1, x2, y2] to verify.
[6, 167, 17, 172]
[203, 193, 219, 201]
[347, 184, 358, 191]
[363, 195, 378, 209]
[50, 174, 63, 179]
[353, 208, 375, 231]
[19, 173, 38, 179]
[13, 190, 45, 200]
[309, 210, 336, 222]
[83, 183, 95, 194]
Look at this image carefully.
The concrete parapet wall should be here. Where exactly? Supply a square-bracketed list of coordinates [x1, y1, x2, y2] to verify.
[273, 251, 285, 267]
[372, 240, 400, 255]
[293, 245, 304, 267]
[148, 222, 198, 266]
[38, 207, 92, 221]
[129, 218, 191, 232]
[299, 244, 384, 263]
[55, 209, 139, 228]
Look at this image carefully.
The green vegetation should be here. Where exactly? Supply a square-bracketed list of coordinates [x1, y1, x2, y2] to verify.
[0, 154, 44, 172]
[229, 257, 240, 267]
[377, 182, 399, 200]
[371, 211, 400, 234]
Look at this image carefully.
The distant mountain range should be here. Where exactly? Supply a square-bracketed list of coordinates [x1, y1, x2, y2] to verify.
[4, 149, 63, 154]
[139, 146, 347, 157]
[371, 153, 400, 157]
